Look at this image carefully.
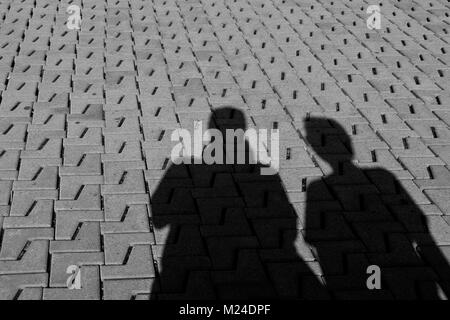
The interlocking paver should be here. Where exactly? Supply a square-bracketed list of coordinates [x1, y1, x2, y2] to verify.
[1, 0, 450, 300]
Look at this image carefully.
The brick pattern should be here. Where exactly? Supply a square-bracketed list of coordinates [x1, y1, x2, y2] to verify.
[0, 0, 450, 299]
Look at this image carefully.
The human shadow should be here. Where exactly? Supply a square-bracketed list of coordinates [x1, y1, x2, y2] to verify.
[303, 117, 450, 300]
[149, 107, 327, 299]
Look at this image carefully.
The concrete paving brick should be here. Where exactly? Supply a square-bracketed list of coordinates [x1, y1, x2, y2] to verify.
[103, 278, 153, 300]
[63, 145, 105, 166]
[43, 266, 101, 300]
[54, 210, 103, 240]
[101, 169, 146, 194]
[21, 137, 63, 159]
[101, 204, 150, 234]
[0, 273, 48, 300]
[13, 166, 58, 191]
[0, 228, 53, 260]
[4, 198, 53, 229]
[0, 180, 12, 205]
[0, 240, 49, 274]
[425, 189, 450, 215]
[101, 244, 155, 280]
[0, 0, 450, 300]
[102, 136, 143, 162]
[50, 221, 101, 253]
[399, 157, 446, 179]
[49, 252, 104, 287]
[414, 166, 450, 190]
[103, 233, 153, 265]
[104, 110, 141, 135]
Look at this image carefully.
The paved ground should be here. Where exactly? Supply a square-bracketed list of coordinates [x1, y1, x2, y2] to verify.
[1, 0, 450, 300]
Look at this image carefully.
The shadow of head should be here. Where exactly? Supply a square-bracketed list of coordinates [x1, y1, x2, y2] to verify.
[208, 107, 247, 135]
[304, 117, 354, 165]
[207, 106, 262, 166]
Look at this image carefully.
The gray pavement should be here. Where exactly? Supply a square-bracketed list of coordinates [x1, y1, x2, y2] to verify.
[1, 0, 450, 300]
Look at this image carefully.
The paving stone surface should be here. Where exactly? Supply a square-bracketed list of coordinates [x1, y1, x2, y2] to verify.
[1, 0, 450, 300]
